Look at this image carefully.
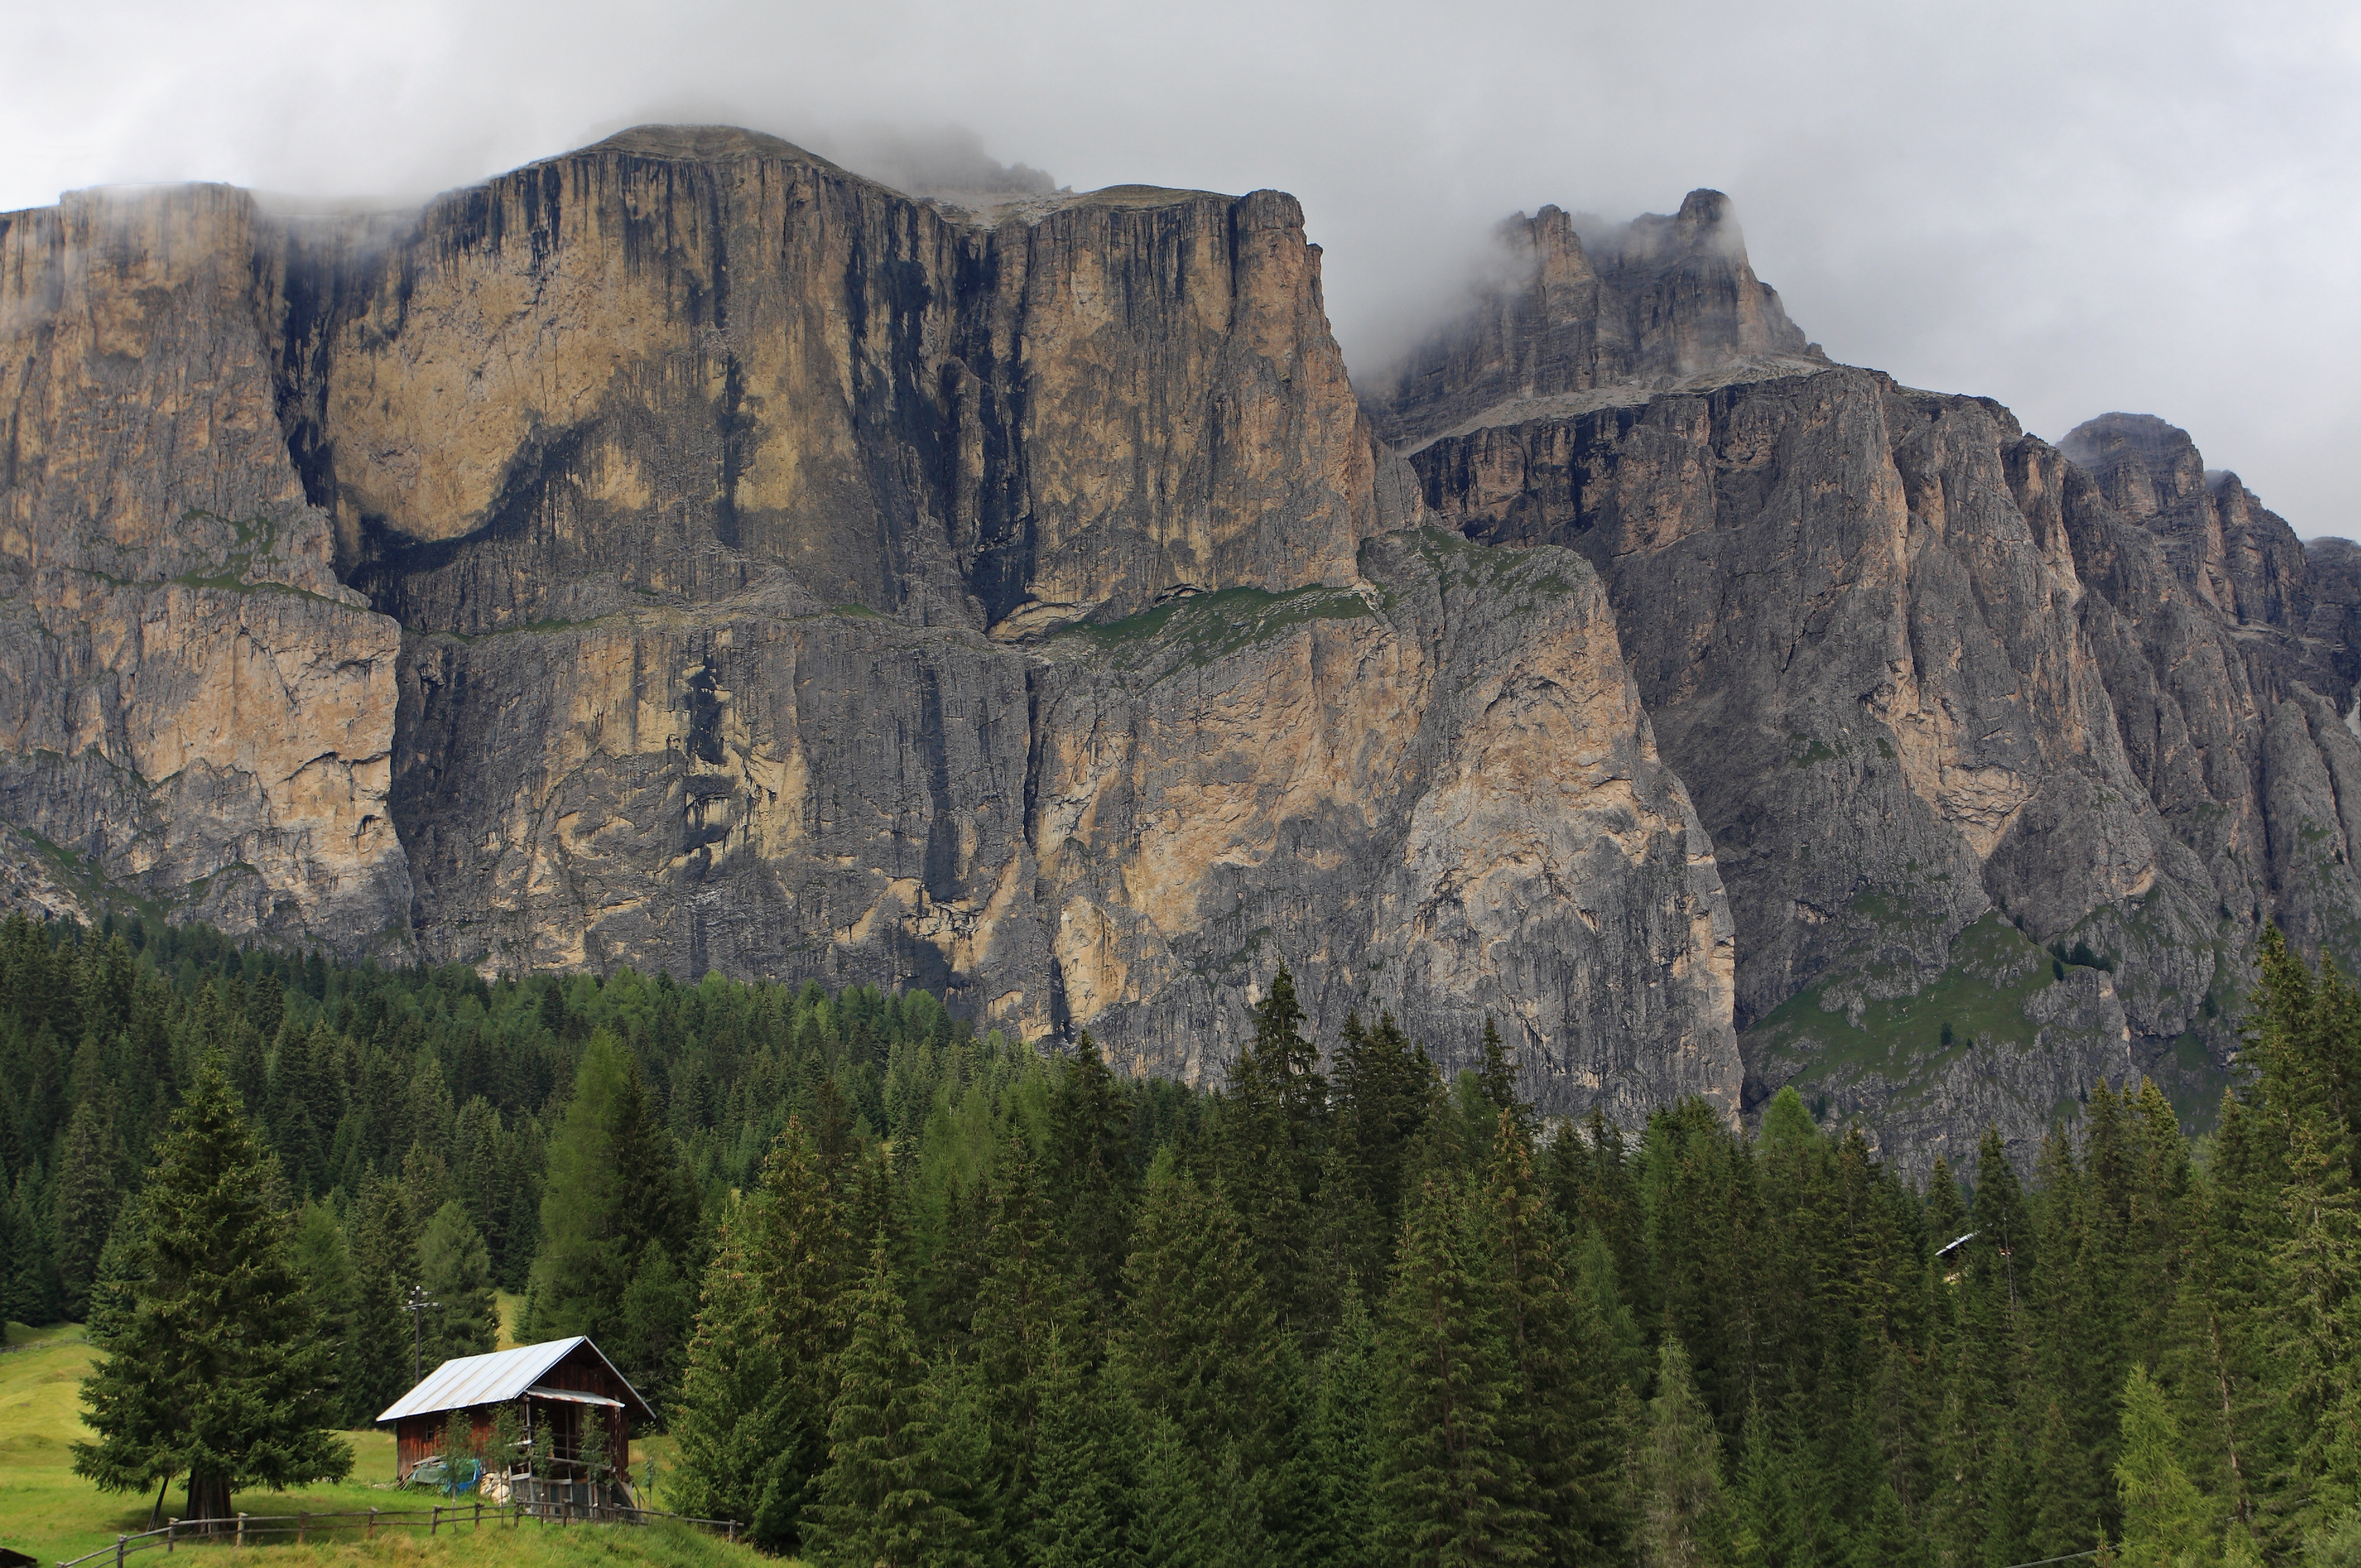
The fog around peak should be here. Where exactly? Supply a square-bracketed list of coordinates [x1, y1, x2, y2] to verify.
[2, 0, 2353, 530]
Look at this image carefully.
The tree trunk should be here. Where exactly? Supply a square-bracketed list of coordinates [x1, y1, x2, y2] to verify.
[186, 1471, 233, 1528]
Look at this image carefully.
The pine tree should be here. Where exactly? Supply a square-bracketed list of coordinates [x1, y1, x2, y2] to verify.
[1638, 1337, 1726, 1568]
[1372, 1172, 1540, 1566]
[417, 1199, 499, 1365]
[805, 1244, 976, 1568]
[72, 1050, 352, 1523]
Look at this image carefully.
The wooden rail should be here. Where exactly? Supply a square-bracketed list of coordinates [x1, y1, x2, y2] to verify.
[54, 1501, 746, 1568]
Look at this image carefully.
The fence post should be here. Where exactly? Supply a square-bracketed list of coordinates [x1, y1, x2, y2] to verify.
[366, 1508, 376, 1540]
[165, 1520, 175, 1555]
[431, 1506, 439, 1538]
[235, 1514, 246, 1550]
[474, 1500, 482, 1529]
[115, 1535, 125, 1568]
[296, 1513, 306, 1547]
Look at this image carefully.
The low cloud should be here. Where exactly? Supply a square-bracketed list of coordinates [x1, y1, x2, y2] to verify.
[3, 0, 2352, 530]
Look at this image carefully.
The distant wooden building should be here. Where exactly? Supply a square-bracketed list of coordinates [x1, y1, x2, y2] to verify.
[376, 1336, 653, 1507]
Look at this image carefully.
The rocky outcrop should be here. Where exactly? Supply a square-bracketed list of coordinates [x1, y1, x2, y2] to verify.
[1405, 352, 2358, 1163]
[0, 186, 410, 949]
[1365, 190, 1817, 451]
[389, 532, 1739, 1115]
[282, 126, 1374, 641]
[0, 131, 1735, 1120]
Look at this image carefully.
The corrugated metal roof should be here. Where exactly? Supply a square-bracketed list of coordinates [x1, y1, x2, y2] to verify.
[378, 1336, 653, 1424]
[378, 1338, 585, 1423]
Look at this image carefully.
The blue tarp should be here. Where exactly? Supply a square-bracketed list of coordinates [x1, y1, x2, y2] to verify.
[403, 1457, 482, 1493]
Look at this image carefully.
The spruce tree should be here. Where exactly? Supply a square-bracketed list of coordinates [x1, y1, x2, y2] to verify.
[1045, 1031, 1138, 1305]
[672, 1196, 818, 1552]
[1020, 1327, 1121, 1568]
[1487, 1108, 1632, 1564]
[418, 1199, 499, 1364]
[805, 1244, 976, 1568]
[345, 1177, 413, 1421]
[971, 1133, 1081, 1519]
[1114, 1165, 1283, 1470]
[1131, 1407, 1223, 1568]
[1372, 1172, 1540, 1566]
[52, 1065, 123, 1320]
[1306, 1290, 1382, 1568]
[72, 1050, 351, 1523]
[674, 1117, 853, 1552]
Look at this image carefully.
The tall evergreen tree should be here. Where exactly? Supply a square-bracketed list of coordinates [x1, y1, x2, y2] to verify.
[72, 1050, 351, 1522]
[1373, 1172, 1540, 1566]
[1045, 1031, 1138, 1305]
[805, 1244, 976, 1568]
[52, 1057, 124, 1320]
[417, 1199, 499, 1365]
[1638, 1338, 1726, 1568]
[2114, 1367, 2212, 1568]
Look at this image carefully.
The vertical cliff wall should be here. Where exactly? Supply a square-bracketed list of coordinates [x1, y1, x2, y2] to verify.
[0, 186, 410, 946]
[0, 129, 1742, 1117]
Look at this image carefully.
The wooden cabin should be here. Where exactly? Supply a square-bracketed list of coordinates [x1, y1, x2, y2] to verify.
[376, 1336, 653, 1508]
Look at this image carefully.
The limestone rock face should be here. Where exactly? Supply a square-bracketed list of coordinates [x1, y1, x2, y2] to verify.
[0, 186, 410, 947]
[11, 128, 2355, 1161]
[0, 130, 1735, 1121]
[389, 533, 1739, 1115]
[280, 126, 1373, 640]
[1405, 357, 2359, 1164]
[1367, 190, 1816, 451]
[2061, 412, 2308, 631]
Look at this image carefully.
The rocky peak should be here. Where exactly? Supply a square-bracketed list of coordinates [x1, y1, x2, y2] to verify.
[2058, 412, 2209, 521]
[1367, 187, 1815, 449]
[2061, 412, 2308, 628]
[578, 123, 843, 167]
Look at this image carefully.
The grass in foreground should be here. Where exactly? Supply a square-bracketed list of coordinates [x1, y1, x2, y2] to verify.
[0, 1323, 720, 1568]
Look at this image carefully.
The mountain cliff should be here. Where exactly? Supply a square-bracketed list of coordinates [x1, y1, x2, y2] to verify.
[0, 129, 1736, 1118]
[1381, 204, 2360, 1163]
[3, 131, 2350, 1157]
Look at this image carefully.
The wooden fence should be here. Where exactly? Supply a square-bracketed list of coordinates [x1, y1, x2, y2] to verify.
[54, 1500, 746, 1568]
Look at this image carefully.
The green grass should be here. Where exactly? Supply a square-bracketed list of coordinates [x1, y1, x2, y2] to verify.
[0, 1324, 730, 1568]
[1745, 912, 2079, 1102]
[1050, 583, 1374, 672]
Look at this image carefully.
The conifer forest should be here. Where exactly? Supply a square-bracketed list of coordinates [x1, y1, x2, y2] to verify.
[12, 909, 2361, 1568]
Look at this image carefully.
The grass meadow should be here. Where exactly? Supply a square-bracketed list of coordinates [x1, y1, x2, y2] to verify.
[0, 1311, 725, 1568]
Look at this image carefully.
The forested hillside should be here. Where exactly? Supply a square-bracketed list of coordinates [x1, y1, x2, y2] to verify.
[8, 910, 2361, 1567]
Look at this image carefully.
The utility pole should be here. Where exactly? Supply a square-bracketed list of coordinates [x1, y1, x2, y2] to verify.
[405, 1285, 440, 1387]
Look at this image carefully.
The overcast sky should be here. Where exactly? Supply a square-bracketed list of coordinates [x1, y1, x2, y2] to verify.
[6, 0, 2356, 533]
